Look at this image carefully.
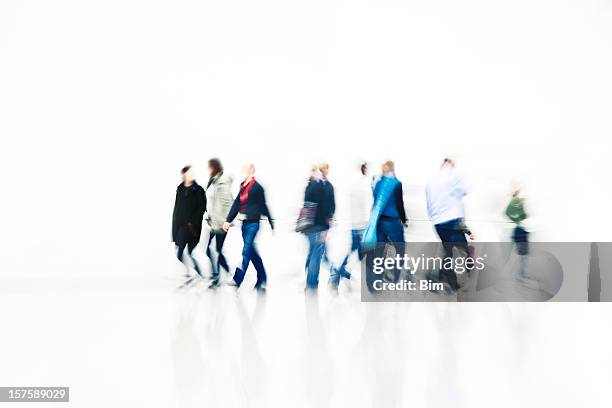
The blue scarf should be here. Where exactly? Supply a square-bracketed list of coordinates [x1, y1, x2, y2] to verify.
[362, 176, 399, 247]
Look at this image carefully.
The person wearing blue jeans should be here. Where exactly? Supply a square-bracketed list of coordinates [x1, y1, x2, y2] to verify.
[331, 229, 364, 285]
[372, 161, 407, 283]
[234, 221, 266, 287]
[305, 225, 329, 288]
[303, 163, 335, 290]
[330, 162, 372, 289]
[223, 163, 274, 290]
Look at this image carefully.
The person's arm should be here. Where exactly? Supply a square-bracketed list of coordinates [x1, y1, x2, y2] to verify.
[425, 185, 433, 220]
[258, 185, 274, 230]
[187, 187, 206, 236]
[226, 192, 240, 224]
[219, 178, 233, 211]
[304, 179, 314, 202]
[197, 187, 207, 222]
[452, 172, 468, 198]
[171, 188, 180, 241]
[329, 184, 336, 219]
[396, 183, 407, 225]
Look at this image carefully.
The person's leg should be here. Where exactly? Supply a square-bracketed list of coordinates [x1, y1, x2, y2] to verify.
[380, 220, 404, 282]
[338, 229, 362, 279]
[388, 220, 405, 281]
[246, 224, 267, 287]
[330, 229, 354, 288]
[186, 240, 203, 277]
[448, 225, 468, 288]
[176, 240, 187, 264]
[176, 227, 191, 276]
[306, 229, 325, 289]
[206, 230, 219, 283]
[234, 223, 257, 286]
[435, 223, 458, 290]
[355, 229, 365, 261]
[215, 231, 229, 272]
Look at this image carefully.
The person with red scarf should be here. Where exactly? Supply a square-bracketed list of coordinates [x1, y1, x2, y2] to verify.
[223, 163, 274, 289]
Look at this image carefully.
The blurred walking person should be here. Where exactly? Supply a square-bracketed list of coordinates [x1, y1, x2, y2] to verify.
[172, 165, 207, 278]
[223, 163, 274, 290]
[425, 157, 469, 291]
[205, 158, 233, 287]
[505, 185, 537, 288]
[303, 163, 336, 290]
[330, 162, 372, 289]
[372, 160, 407, 283]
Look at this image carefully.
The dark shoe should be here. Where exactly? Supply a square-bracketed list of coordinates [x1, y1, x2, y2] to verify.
[233, 268, 245, 287]
[254, 279, 267, 290]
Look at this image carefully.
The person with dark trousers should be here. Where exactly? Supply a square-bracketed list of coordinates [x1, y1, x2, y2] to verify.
[205, 158, 233, 287]
[304, 163, 336, 290]
[372, 160, 407, 283]
[172, 165, 207, 277]
[505, 184, 536, 288]
[223, 163, 274, 290]
[425, 157, 469, 291]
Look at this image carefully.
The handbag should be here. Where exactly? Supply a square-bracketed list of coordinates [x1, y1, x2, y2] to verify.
[295, 201, 317, 233]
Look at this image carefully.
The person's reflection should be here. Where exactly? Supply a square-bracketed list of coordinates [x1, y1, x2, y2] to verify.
[352, 303, 405, 408]
[235, 292, 268, 407]
[172, 294, 205, 408]
[301, 291, 334, 407]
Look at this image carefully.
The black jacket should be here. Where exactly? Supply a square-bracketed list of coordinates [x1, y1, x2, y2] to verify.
[226, 180, 274, 229]
[172, 181, 206, 242]
[304, 178, 335, 228]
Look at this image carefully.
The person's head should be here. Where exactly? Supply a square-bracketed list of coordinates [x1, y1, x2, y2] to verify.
[242, 162, 255, 179]
[360, 162, 368, 176]
[382, 160, 395, 174]
[181, 165, 195, 184]
[309, 164, 320, 180]
[443, 157, 455, 167]
[319, 162, 329, 178]
[208, 158, 223, 178]
[511, 181, 521, 197]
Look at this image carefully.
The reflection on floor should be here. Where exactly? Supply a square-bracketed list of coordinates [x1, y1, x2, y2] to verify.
[0, 272, 610, 408]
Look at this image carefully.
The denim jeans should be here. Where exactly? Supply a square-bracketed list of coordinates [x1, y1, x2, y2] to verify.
[330, 229, 364, 287]
[376, 218, 405, 282]
[233, 222, 266, 287]
[376, 218, 404, 243]
[305, 225, 329, 289]
[434, 218, 468, 290]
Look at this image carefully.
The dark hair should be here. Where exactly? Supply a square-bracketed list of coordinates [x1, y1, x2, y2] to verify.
[360, 162, 368, 176]
[208, 158, 223, 177]
[181, 165, 192, 175]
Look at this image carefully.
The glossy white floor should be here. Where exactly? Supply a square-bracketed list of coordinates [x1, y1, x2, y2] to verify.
[0, 229, 610, 408]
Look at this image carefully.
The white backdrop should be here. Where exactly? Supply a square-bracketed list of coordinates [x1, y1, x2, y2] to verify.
[2, 0, 611, 281]
[1, 2, 612, 408]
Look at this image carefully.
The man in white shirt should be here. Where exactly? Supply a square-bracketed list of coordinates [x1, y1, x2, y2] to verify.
[330, 162, 373, 289]
[425, 157, 469, 291]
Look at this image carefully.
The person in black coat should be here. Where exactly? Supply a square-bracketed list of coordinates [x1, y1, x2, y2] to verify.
[223, 163, 274, 289]
[172, 165, 206, 277]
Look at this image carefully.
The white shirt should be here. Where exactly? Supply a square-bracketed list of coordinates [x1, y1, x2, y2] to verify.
[349, 173, 373, 229]
[425, 164, 468, 225]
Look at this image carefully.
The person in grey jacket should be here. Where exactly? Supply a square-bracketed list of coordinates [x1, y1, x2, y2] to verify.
[205, 158, 233, 287]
